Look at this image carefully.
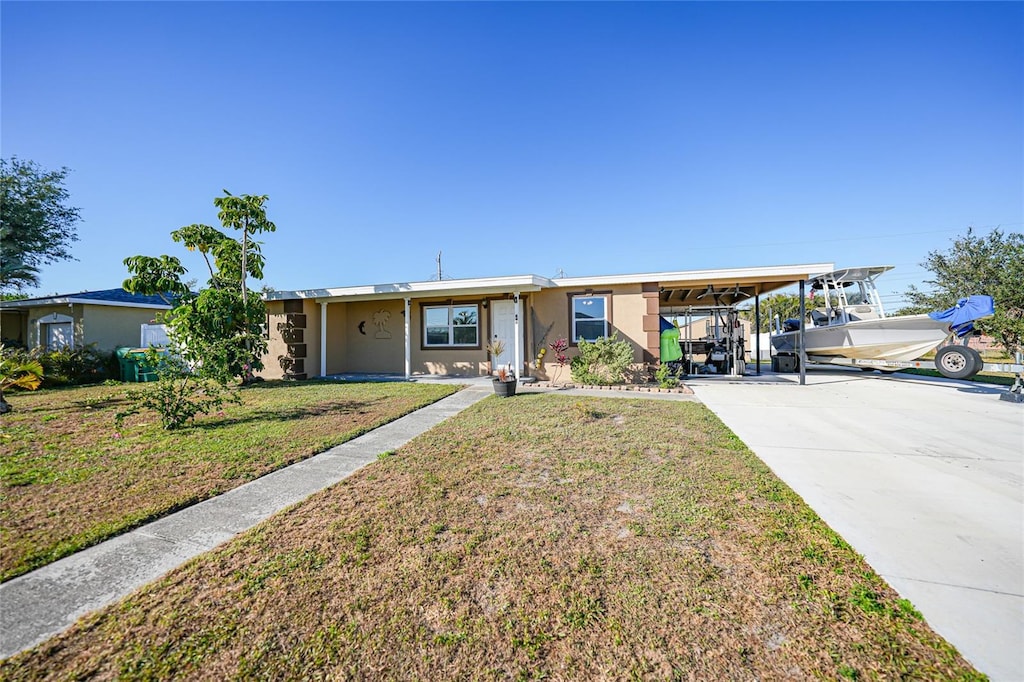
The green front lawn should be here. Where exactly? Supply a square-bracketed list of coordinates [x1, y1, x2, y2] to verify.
[1, 395, 981, 680]
[0, 380, 458, 582]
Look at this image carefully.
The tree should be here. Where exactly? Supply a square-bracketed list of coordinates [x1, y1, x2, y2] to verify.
[0, 346, 44, 414]
[739, 293, 808, 333]
[0, 157, 81, 292]
[122, 191, 277, 428]
[901, 228, 1024, 357]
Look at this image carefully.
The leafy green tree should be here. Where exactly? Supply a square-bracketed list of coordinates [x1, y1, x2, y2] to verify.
[0, 157, 82, 292]
[124, 191, 276, 394]
[740, 294, 808, 333]
[901, 228, 1024, 356]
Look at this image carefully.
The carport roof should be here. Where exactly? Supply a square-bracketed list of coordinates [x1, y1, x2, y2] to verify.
[265, 263, 833, 305]
[650, 263, 835, 307]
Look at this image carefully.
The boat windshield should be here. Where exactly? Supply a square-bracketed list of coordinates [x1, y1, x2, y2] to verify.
[842, 281, 872, 305]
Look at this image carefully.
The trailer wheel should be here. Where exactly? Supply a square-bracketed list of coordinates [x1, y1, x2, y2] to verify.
[935, 345, 982, 380]
[964, 346, 984, 379]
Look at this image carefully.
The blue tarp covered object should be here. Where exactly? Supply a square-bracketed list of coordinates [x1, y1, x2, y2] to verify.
[928, 295, 995, 337]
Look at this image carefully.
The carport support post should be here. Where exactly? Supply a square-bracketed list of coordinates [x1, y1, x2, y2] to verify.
[798, 280, 807, 386]
[754, 294, 761, 376]
[404, 297, 411, 380]
[513, 292, 522, 379]
[320, 302, 327, 378]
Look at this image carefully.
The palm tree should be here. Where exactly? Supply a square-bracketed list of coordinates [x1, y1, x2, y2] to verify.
[0, 347, 44, 414]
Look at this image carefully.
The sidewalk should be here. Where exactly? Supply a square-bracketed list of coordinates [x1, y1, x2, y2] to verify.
[0, 384, 492, 659]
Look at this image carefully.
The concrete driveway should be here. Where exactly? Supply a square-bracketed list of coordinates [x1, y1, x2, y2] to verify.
[688, 369, 1023, 681]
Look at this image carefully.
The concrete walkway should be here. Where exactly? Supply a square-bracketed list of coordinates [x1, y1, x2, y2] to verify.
[0, 384, 492, 659]
[688, 369, 1023, 681]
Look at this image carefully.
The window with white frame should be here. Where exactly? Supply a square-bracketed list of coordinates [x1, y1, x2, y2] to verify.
[572, 295, 608, 342]
[423, 304, 479, 347]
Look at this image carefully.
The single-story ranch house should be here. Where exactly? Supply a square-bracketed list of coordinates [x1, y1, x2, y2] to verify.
[0, 289, 172, 351]
[261, 262, 832, 381]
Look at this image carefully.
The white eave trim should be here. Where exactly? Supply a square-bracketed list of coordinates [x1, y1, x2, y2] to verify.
[266, 274, 550, 304]
[546, 263, 835, 287]
[260, 263, 837, 304]
[0, 297, 172, 310]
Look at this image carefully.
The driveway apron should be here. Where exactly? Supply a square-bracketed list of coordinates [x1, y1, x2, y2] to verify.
[688, 370, 1023, 681]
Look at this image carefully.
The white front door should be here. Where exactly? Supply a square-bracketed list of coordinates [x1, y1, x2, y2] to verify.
[46, 322, 73, 350]
[490, 300, 521, 376]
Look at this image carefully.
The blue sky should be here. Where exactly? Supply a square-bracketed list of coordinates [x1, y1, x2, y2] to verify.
[3, 1, 1021, 309]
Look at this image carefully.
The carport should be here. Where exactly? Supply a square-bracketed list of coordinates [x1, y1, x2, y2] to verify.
[648, 264, 830, 382]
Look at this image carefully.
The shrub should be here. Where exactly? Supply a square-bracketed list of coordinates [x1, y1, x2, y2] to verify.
[0, 344, 114, 388]
[116, 350, 240, 430]
[655, 362, 683, 388]
[38, 344, 115, 386]
[570, 334, 634, 385]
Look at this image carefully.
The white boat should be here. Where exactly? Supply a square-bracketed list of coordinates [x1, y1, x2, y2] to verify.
[770, 266, 988, 363]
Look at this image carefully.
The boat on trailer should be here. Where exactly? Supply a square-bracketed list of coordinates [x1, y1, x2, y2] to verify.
[770, 266, 996, 379]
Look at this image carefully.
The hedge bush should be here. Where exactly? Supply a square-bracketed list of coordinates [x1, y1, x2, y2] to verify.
[570, 334, 634, 385]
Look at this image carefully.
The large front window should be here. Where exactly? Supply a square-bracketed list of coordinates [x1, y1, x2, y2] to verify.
[572, 295, 608, 342]
[424, 304, 479, 347]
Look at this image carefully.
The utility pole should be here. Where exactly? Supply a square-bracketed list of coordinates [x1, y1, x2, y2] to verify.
[436, 251, 442, 281]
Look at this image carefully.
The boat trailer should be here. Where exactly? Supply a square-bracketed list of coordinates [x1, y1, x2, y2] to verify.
[773, 348, 1024, 403]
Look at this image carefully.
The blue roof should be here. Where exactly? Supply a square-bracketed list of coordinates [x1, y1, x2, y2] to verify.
[0, 288, 174, 308]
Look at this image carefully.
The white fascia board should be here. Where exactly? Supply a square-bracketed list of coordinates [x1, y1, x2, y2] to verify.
[266, 275, 551, 303]
[547, 263, 835, 287]
[0, 297, 171, 310]
[260, 264, 837, 303]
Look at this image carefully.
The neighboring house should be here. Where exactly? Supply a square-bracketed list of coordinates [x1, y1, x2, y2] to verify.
[967, 333, 1000, 355]
[261, 263, 832, 380]
[0, 289, 173, 351]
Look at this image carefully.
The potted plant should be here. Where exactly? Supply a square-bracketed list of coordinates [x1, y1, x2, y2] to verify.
[486, 339, 517, 397]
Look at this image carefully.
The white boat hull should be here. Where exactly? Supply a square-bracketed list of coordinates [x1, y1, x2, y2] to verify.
[771, 314, 951, 362]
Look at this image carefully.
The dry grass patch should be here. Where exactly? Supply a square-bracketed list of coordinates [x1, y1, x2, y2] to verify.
[0, 380, 458, 581]
[1, 395, 983, 680]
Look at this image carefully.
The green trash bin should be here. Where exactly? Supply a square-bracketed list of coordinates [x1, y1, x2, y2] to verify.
[128, 349, 159, 382]
[116, 347, 160, 382]
[115, 347, 137, 382]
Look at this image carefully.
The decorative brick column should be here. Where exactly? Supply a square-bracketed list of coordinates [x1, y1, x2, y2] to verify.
[641, 282, 660, 365]
[280, 300, 308, 380]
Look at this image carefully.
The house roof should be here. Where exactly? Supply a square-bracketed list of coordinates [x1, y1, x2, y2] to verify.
[0, 288, 174, 310]
[265, 263, 834, 307]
